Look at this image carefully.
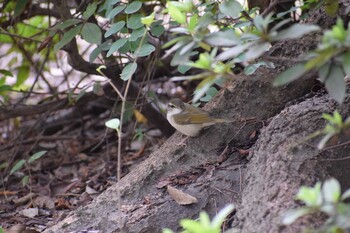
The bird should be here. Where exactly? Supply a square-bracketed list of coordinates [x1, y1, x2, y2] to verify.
[166, 98, 233, 137]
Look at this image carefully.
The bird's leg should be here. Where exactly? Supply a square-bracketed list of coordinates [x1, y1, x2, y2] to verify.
[176, 136, 189, 147]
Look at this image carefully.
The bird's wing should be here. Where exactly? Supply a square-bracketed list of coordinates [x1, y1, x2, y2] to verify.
[173, 111, 213, 124]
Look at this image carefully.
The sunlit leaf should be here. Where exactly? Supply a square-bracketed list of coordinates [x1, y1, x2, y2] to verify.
[322, 178, 341, 203]
[124, 1, 142, 14]
[167, 2, 186, 24]
[273, 63, 307, 86]
[105, 118, 120, 130]
[10, 159, 26, 175]
[28, 151, 47, 163]
[211, 204, 235, 228]
[0, 69, 13, 77]
[296, 182, 322, 207]
[141, 12, 155, 26]
[120, 63, 137, 81]
[15, 65, 30, 87]
[81, 23, 102, 44]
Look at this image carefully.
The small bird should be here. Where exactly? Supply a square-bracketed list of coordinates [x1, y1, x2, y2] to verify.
[166, 98, 233, 137]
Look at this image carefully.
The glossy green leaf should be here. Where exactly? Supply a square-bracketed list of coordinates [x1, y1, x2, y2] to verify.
[219, 0, 242, 18]
[54, 25, 82, 52]
[28, 151, 47, 163]
[325, 65, 346, 103]
[127, 14, 144, 29]
[296, 182, 322, 207]
[10, 159, 26, 175]
[105, 21, 125, 38]
[14, 0, 29, 17]
[81, 23, 102, 44]
[271, 24, 321, 41]
[83, 2, 97, 20]
[124, 1, 142, 14]
[120, 63, 137, 81]
[107, 38, 127, 57]
[107, 5, 126, 19]
[105, 118, 120, 130]
[273, 63, 307, 86]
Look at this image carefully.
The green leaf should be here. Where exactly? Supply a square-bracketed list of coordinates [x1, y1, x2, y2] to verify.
[0, 69, 13, 77]
[205, 30, 241, 47]
[341, 188, 350, 200]
[150, 24, 165, 37]
[322, 178, 341, 203]
[81, 23, 102, 44]
[22, 175, 29, 186]
[324, 0, 339, 16]
[141, 12, 155, 26]
[342, 52, 350, 77]
[83, 2, 98, 20]
[199, 212, 211, 228]
[197, 12, 214, 28]
[215, 42, 253, 61]
[124, 1, 142, 14]
[14, 0, 29, 17]
[162, 229, 174, 233]
[296, 182, 322, 207]
[193, 75, 217, 103]
[105, 118, 120, 130]
[105, 21, 125, 38]
[244, 42, 270, 61]
[135, 43, 155, 57]
[107, 5, 126, 19]
[0, 162, 8, 169]
[325, 65, 346, 103]
[211, 204, 235, 228]
[0, 85, 12, 93]
[107, 38, 127, 57]
[52, 19, 82, 31]
[273, 63, 307, 86]
[10, 159, 26, 175]
[120, 63, 137, 81]
[28, 151, 47, 163]
[54, 25, 82, 52]
[167, 2, 186, 24]
[318, 63, 331, 82]
[219, 0, 242, 18]
[15, 65, 30, 87]
[271, 24, 320, 41]
[127, 14, 144, 29]
[244, 61, 274, 75]
[129, 27, 146, 41]
[282, 207, 314, 225]
[89, 46, 102, 62]
[200, 87, 218, 102]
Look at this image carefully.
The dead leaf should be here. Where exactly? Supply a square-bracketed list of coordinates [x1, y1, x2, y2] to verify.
[167, 185, 198, 205]
[85, 185, 99, 195]
[4, 224, 26, 233]
[13, 193, 36, 206]
[33, 195, 55, 209]
[20, 207, 39, 218]
[55, 197, 71, 210]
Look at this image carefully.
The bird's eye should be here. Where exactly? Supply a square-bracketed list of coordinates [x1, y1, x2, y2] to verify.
[169, 104, 175, 108]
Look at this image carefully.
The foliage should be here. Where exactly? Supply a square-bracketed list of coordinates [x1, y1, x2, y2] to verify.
[274, 18, 350, 104]
[282, 178, 350, 233]
[8, 151, 47, 186]
[163, 204, 235, 233]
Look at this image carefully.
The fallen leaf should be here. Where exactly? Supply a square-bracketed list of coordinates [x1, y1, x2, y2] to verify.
[167, 185, 198, 205]
[13, 193, 36, 206]
[20, 207, 39, 218]
[33, 195, 55, 209]
[85, 185, 99, 195]
[55, 197, 71, 210]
